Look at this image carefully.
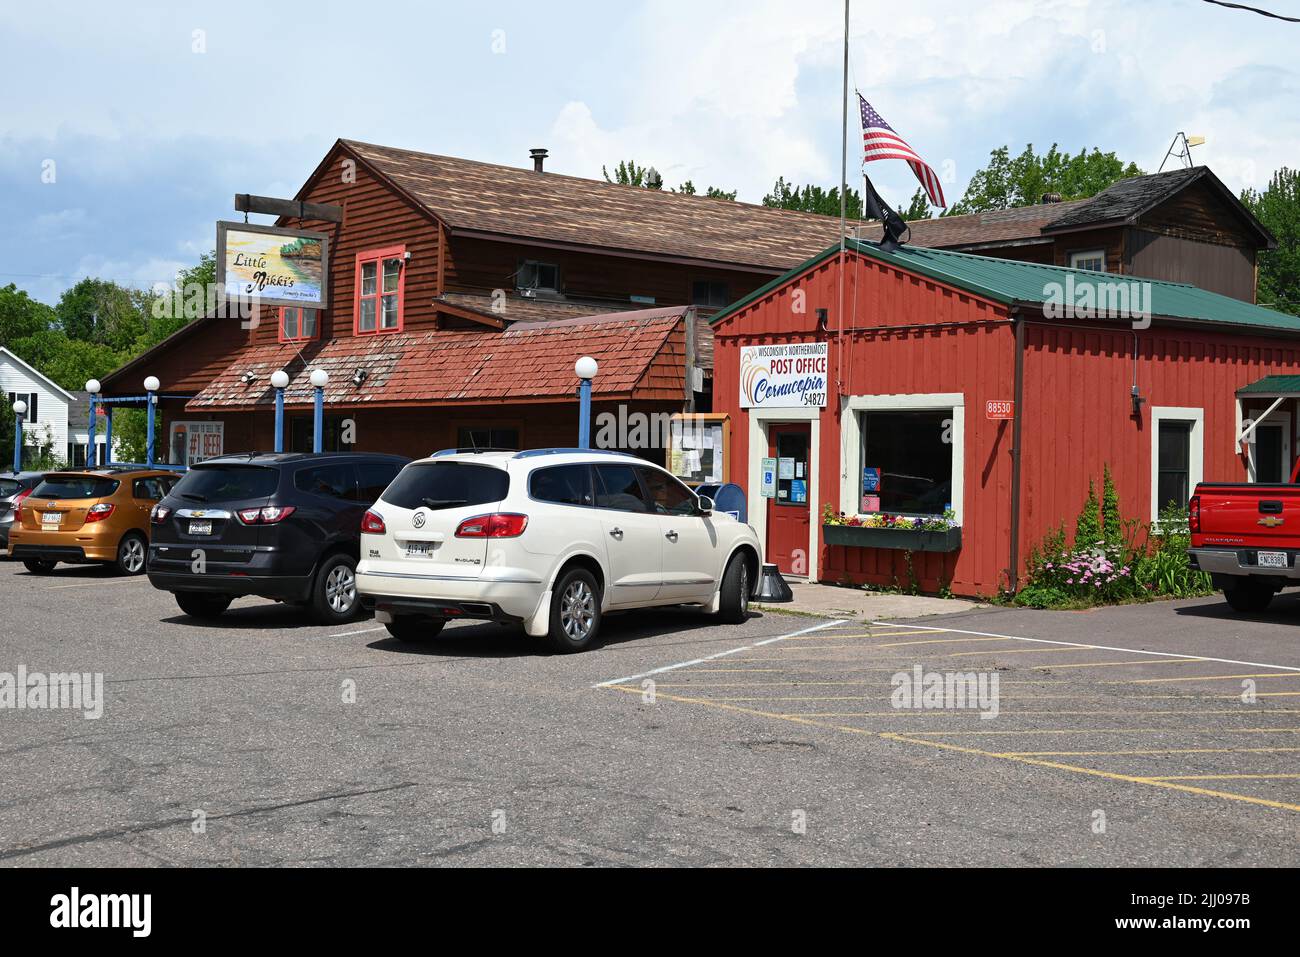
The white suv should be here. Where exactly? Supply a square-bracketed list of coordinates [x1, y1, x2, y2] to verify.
[356, 449, 763, 652]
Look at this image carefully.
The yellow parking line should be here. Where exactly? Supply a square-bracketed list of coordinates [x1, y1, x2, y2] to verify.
[835, 629, 951, 639]
[47, 577, 150, 589]
[874, 637, 1015, 649]
[1121, 673, 1300, 684]
[881, 732, 1300, 814]
[944, 647, 1130, 658]
[778, 709, 1300, 718]
[1144, 774, 1300, 782]
[901, 727, 1300, 737]
[1002, 747, 1300, 757]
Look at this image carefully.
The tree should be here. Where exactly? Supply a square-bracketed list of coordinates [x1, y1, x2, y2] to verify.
[0, 283, 55, 348]
[139, 251, 217, 350]
[1242, 168, 1300, 316]
[54, 277, 148, 352]
[675, 180, 738, 201]
[898, 188, 932, 222]
[603, 160, 663, 190]
[10, 329, 122, 391]
[946, 144, 1143, 216]
[763, 177, 864, 219]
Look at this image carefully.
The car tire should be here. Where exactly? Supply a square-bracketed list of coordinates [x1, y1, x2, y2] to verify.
[175, 592, 232, 619]
[116, 532, 148, 576]
[546, 568, 602, 653]
[309, 553, 361, 625]
[22, 558, 56, 574]
[1224, 582, 1275, 614]
[385, 617, 446, 643]
[716, 553, 751, 624]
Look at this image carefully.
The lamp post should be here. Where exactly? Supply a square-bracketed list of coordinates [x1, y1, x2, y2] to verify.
[575, 356, 598, 450]
[11, 399, 26, 473]
[309, 369, 328, 453]
[85, 379, 101, 467]
[271, 370, 290, 453]
[143, 376, 160, 467]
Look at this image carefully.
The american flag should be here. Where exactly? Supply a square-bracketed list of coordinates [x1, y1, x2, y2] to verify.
[858, 93, 946, 209]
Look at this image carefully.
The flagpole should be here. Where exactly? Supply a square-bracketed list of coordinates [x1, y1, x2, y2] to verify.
[837, 0, 849, 403]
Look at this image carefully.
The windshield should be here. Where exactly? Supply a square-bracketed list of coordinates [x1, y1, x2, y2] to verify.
[32, 476, 120, 500]
[381, 462, 509, 510]
[171, 465, 279, 502]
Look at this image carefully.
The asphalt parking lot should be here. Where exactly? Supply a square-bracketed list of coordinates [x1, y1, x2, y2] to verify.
[1, 558, 1298, 867]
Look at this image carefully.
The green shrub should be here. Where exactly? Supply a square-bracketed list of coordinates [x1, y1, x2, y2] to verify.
[1074, 480, 1101, 549]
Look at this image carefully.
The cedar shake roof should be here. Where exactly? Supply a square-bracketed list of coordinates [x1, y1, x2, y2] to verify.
[902, 200, 1087, 248]
[186, 307, 688, 411]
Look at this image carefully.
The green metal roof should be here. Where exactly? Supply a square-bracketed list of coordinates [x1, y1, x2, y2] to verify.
[1239, 375, 1300, 395]
[710, 238, 1300, 335]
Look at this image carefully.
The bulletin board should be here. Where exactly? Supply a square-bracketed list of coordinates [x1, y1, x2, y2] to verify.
[668, 413, 731, 486]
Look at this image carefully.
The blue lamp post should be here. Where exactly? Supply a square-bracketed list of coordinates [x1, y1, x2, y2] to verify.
[85, 379, 101, 467]
[143, 376, 160, 467]
[310, 369, 328, 453]
[271, 369, 290, 453]
[11, 399, 26, 473]
[575, 356, 598, 450]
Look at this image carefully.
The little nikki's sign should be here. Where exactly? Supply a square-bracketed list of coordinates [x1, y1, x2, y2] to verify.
[739, 343, 829, 409]
[216, 222, 330, 310]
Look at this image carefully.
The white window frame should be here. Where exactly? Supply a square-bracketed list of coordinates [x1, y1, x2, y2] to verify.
[1244, 411, 1291, 485]
[1150, 406, 1204, 522]
[1068, 248, 1107, 272]
[840, 393, 965, 526]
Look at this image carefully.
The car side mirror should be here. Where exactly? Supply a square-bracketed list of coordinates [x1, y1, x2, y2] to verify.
[696, 495, 714, 515]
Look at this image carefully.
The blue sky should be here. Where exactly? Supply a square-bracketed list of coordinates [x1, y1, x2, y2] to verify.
[2, 0, 1297, 305]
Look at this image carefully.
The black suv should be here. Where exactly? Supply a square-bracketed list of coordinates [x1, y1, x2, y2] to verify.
[147, 452, 409, 623]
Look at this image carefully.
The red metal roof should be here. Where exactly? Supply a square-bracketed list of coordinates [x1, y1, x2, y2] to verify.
[185, 307, 688, 411]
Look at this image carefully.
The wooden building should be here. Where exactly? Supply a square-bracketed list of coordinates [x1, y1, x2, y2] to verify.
[711, 239, 1300, 597]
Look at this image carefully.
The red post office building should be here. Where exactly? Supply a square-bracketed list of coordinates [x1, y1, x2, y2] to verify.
[711, 239, 1300, 597]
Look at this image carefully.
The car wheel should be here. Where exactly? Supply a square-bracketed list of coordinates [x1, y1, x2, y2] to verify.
[385, 616, 446, 643]
[1224, 582, 1275, 614]
[116, 532, 148, 576]
[716, 553, 751, 624]
[22, 558, 56, 574]
[175, 592, 232, 620]
[547, 568, 602, 653]
[310, 554, 361, 624]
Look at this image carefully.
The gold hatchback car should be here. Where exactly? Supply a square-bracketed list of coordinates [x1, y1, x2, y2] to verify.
[7, 469, 179, 575]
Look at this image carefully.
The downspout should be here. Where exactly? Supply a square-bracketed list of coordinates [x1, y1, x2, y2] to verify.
[1008, 308, 1026, 594]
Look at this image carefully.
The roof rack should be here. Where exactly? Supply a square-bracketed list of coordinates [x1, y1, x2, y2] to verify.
[430, 447, 520, 457]
[512, 448, 634, 459]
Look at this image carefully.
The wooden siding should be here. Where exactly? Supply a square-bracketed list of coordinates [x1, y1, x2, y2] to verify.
[1126, 228, 1257, 302]
[1137, 178, 1260, 249]
[1051, 227, 1126, 274]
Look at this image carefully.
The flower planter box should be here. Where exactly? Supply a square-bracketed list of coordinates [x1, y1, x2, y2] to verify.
[822, 524, 962, 553]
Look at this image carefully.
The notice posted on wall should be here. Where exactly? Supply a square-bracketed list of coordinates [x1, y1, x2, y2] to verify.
[669, 417, 726, 485]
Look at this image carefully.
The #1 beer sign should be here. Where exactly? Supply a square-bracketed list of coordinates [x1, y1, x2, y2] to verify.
[216, 222, 330, 310]
[739, 342, 829, 409]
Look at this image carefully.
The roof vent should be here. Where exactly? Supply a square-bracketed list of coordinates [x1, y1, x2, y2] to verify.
[1041, 192, 1063, 204]
[530, 148, 549, 173]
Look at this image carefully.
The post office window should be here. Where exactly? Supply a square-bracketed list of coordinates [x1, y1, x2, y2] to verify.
[530, 465, 594, 507]
[638, 467, 697, 516]
[594, 465, 652, 513]
[859, 410, 953, 515]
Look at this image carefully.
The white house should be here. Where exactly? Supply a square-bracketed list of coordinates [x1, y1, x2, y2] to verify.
[2, 346, 76, 466]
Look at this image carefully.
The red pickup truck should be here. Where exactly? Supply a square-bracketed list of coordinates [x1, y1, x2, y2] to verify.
[1189, 465, 1300, 612]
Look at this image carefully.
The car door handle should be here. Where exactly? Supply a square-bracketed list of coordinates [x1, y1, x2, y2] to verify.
[665, 530, 679, 542]
[609, 527, 624, 539]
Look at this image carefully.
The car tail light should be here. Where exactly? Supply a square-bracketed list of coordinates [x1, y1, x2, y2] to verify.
[361, 510, 386, 534]
[236, 505, 297, 525]
[455, 513, 528, 538]
[85, 503, 115, 523]
[1188, 495, 1200, 534]
[14, 487, 33, 509]
[151, 504, 172, 525]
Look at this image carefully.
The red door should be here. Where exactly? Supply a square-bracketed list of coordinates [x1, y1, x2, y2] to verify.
[766, 423, 811, 576]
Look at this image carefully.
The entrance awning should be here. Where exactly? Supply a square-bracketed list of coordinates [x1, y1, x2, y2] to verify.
[1237, 375, 1300, 398]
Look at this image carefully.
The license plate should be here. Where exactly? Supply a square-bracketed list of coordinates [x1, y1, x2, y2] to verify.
[1257, 551, 1288, 569]
[41, 512, 62, 525]
[188, 521, 213, 536]
[406, 542, 435, 558]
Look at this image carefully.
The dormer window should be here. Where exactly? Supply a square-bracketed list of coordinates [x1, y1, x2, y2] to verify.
[1068, 249, 1106, 272]
[279, 306, 318, 342]
[355, 245, 406, 335]
[517, 260, 560, 294]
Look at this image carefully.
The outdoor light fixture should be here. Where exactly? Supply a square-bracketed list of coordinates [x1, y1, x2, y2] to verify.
[575, 356, 598, 449]
[143, 375, 161, 393]
[241, 371, 258, 385]
[85, 379, 101, 395]
[12, 399, 27, 416]
[310, 369, 329, 389]
[270, 370, 290, 390]
[310, 369, 328, 453]
[575, 356, 598, 380]
[352, 368, 368, 387]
